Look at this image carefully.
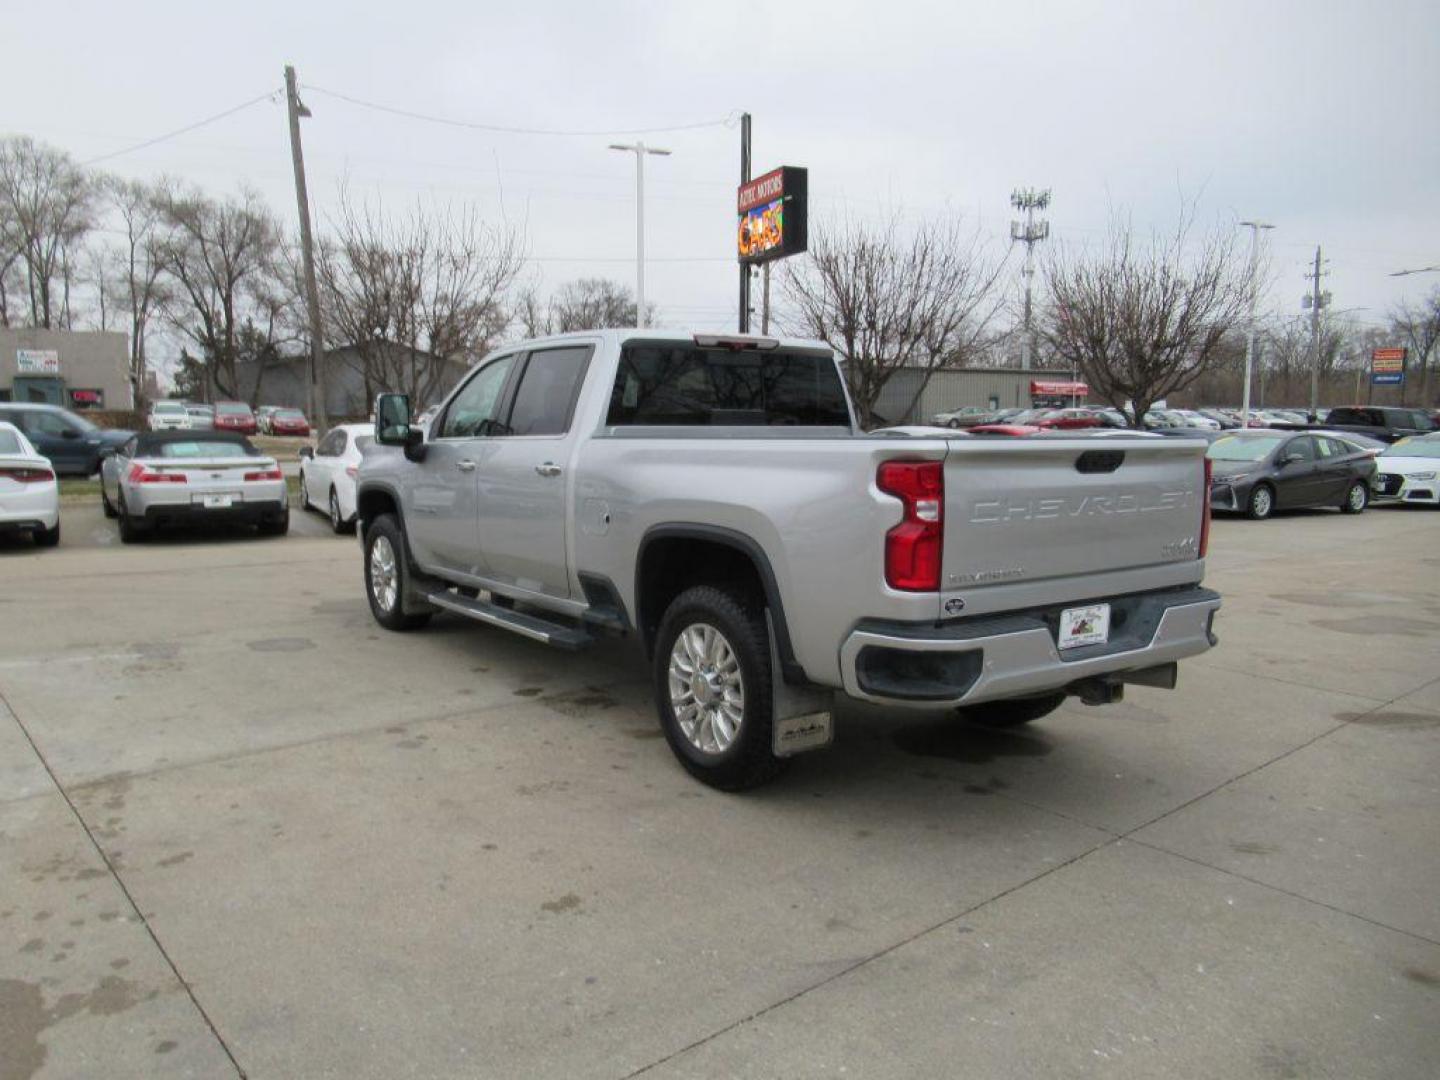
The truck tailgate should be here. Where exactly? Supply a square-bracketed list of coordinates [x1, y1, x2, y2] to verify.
[941, 435, 1207, 604]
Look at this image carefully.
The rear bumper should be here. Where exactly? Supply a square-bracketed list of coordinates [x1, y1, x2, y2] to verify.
[839, 585, 1221, 707]
[0, 488, 60, 530]
[137, 500, 287, 525]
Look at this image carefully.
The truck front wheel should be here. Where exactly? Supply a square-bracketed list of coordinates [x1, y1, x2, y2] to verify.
[958, 692, 1066, 729]
[364, 513, 432, 632]
[653, 585, 787, 791]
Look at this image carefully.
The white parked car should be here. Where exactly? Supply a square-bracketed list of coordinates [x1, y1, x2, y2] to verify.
[148, 401, 191, 431]
[1371, 434, 1440, 505]
[1172, 409, 1221, 430]
[0, 421, 61, 547]
[298, 422, 374, 533]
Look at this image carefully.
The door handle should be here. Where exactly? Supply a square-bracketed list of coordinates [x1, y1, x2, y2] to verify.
[535, 462, 562, 477]
[456, 459, 477, 473]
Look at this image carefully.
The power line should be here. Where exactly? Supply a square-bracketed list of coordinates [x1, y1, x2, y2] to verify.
[301, 84, 737, 138]
[80, 89, 281, 166]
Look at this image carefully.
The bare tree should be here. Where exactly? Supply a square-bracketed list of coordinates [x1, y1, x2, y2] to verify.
[317, 191, 525, 406]
[1038, 212, 1253, 425]
[0, 135, 97, 328]
[1390, 288, 1440, 406]
[158, 185, 283, 400]
[779, 214, 1005, 427]
[512, 277, 651, 337]
[100, 176, 174, 410]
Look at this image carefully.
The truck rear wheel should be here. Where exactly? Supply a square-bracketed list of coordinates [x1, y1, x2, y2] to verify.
[958, 692, 1066, 729]
[364, 513, 432, 632]
[653, 585, 787, 791]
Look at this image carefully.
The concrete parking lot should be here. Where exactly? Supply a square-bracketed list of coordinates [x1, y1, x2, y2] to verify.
[2, 502, 1438, 1079]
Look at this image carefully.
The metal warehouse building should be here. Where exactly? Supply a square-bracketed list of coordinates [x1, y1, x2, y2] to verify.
[0, 328, 132, 411]
[872, 367, 1089, 425]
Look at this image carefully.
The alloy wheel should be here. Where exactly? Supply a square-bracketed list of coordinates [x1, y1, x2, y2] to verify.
[369, 534, 398, 612]
[667, 623, 745, 755]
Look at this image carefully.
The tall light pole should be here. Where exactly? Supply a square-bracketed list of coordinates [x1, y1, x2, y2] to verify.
[1238, 220, 1274, 428]
[609, 141, 671, 328]
[1010, 188, 1051, 371]
[1303, 246, 1331, 417]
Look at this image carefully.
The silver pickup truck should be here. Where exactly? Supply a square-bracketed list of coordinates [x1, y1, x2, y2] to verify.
[357, 330, 1219, 790]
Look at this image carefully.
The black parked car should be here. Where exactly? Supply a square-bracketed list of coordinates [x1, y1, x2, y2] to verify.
[1320, 406, 1437, 444]
[1207, 430, 1376, 520]
[0, 403, 133, 476]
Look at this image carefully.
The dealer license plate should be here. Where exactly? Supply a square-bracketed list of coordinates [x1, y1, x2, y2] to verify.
[1058, 603, 1110, 649]
[200, 493, 234, 509]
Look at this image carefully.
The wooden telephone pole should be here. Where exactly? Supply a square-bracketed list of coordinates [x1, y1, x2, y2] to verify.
[284, 65, 330, 434]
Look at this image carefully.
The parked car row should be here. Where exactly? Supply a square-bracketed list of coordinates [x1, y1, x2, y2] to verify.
[1207, 429, 1440, 518]
[147, 400, 313, 437]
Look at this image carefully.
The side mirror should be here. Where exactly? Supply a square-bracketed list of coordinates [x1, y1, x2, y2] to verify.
[1280, 453, 1302, 466]
[61, 428, 81, 440]
[374, 393, 414, 446]
[298, 446, 313, 460]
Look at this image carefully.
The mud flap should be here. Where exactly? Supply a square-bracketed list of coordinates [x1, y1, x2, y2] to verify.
[767, 611, 834, 757]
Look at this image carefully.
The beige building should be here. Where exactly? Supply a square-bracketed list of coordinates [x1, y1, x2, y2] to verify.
[0, 327, 132, 411]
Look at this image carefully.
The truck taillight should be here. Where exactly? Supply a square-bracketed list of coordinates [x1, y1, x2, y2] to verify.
[877, 460, 944, 592]
[1199, 457, 1212, 558]
[244, 468, 284, 481]
[127, 464, 186, 484]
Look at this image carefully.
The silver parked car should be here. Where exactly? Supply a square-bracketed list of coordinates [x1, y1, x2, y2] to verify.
[100, 430, 289, 543]
[185, 404, 215, 430]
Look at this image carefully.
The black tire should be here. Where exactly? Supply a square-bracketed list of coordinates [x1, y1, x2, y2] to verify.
[959, 692, 1066, 729]
[329, 487, 353, 534]
[363, 513, 432, 631]
[1245, 483, 1275, 520]
[116, 495, 150, 544]
[947, 419, 962, 429]
[34, 521, 60, 548]
[101, 485, 118, 519]
[653, 584, 787, 791]
[258, 510, 289, 537]
[298, 469, 311, 511]
[1341, 480, 1368, 514]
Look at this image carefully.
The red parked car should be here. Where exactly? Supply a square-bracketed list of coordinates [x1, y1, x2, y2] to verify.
[1032, 408, 1110, 430]
[269, 408, 311, 436]
[213, 401, 258, 435]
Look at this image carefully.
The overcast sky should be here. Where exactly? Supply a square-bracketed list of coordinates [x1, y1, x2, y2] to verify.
[5, 0, 1438, 360]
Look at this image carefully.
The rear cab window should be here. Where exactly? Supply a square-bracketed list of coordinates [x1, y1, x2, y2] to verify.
[607, 342, 850, 427]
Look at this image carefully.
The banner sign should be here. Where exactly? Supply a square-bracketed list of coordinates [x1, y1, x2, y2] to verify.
[1372, 347, 1406, 386]
[1030, 380, 1088, 397]
[16, 349, 60, 374]
[737, 166, 808, 264]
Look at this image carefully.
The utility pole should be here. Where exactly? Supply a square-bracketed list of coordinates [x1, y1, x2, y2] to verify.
[761, 263, 771, 334]
[1010, 188, 1051, 370]
[1239, 220, 1275, 428]
[1303, 246, 1330, 417]
[738, 113, 752, 333]
[609, 141, 671, 328]
[284, 65, 329, 435]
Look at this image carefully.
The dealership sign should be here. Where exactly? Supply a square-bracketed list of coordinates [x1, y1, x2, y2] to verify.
[1372, 346, 1406, 386]
[16, 349, 60, 374]
[69, 388, 105, 409]
[1030, 380, 1088, 397]
[737, 166, 808, 264]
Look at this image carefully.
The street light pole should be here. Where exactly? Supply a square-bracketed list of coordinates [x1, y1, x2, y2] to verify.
[1238, 220, 1274, 428]
[609, 141, 671, 328]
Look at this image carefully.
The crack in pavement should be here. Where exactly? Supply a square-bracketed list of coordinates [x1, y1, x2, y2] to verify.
[0, 686, 249, 1079]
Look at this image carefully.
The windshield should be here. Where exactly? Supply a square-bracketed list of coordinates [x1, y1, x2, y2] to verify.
[1382, 438, 1440, 459]
[276, 410, 306, 421]
[155, 440, 253, 458]
[1208, 436, 1283, 462]
[153, 402, 185, 414]
[216, 402, 251, 416]
[0, 430, 23, 454]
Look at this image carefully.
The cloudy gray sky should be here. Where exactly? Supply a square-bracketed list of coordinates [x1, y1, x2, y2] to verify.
[6, 0, 1438, 357]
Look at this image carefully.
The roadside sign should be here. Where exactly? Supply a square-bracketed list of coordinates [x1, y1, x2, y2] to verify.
[737, 166, 808, 264]
[1372, 347, 1406, 386]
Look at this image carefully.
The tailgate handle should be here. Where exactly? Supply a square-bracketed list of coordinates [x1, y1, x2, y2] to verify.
[1076, 450, 1125, 473]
